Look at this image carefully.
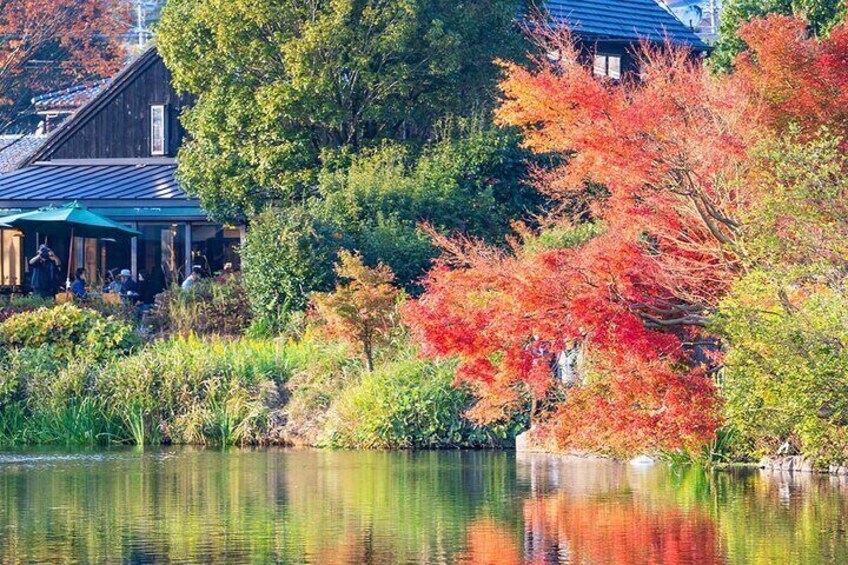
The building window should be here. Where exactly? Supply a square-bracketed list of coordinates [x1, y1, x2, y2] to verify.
[150, 105, 167, 155]
[593, 53, 622, 80]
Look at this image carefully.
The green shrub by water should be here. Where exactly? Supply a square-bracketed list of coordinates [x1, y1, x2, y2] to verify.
[323, 354, 517, 449]
[0, 304, 524, 449]
[100, 336, 294, 445]
[0, 328, 297, 446]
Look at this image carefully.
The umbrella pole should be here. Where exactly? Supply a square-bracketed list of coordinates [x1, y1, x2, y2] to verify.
[66, 228, 74, 292]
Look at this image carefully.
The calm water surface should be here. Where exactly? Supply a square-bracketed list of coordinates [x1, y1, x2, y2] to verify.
[0, 448, 846, 564]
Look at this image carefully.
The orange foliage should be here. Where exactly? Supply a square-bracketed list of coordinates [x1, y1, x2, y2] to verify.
[0, 0, 126, 125]
[311, 251, 400, 371]
[735, 14, 848, 137]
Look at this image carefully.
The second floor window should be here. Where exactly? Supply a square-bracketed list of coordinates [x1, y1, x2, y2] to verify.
[151, 105, 167, 155]
[593, 54, 622, 80]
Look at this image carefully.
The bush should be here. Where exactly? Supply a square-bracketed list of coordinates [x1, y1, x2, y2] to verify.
[279, 337, 363, 446]
[714, 271, 848, 466]
[0, 295, 54, 322]
[323, 355, 515, 449]
[313, 126, 540, 290]
[0, 303, 140, 359]
[241, 208, 335, 334]
[149, 274, 252, 336]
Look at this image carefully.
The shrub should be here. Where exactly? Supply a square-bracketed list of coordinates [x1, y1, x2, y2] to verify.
[323, 355, 515, 449]
[149, 274, 252, 336]
[0, 302, 140, 359]
[0, 294, 54, 322]
[311, 251, 402, 371]
[714, 271, 848, 466]
[279, 337, 362, 446]
[241, 207, 335, 334]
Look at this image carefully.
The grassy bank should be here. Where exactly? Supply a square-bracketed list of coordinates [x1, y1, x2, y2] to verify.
[0, 302, 517, 448]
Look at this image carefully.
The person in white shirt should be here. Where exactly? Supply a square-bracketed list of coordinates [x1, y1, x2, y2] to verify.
[181, 265, 203, 291]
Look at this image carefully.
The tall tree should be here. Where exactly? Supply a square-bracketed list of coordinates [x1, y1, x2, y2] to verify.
[712, 0, 845, 70]
[0, 0, 126, 131]
[156, 0, 526, 222]
[405, 15, 848, 455]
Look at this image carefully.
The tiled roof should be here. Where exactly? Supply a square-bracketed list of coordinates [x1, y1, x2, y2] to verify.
[0, 160, 187, 201]
[0, 136, 47, 174]
[544, 0, 708, 48]
[31, 81, 108, 111]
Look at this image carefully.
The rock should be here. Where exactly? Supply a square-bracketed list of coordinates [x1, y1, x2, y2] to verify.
[514, 430, 531, 453]
[630, 455, 655, 466]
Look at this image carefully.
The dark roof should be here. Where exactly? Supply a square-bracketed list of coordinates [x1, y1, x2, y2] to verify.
[31, 81, 108, 111]
[0, 136, 48, 173]
[0, 159, 187, 201]
[24, 47, 161, 166]
[544, 0, 708, 48]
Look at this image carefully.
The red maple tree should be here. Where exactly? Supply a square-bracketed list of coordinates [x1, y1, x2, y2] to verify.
[404, 14, 848, 454]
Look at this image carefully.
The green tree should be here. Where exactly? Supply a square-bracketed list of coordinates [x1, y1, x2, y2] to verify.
[314, 125, 539, 288]
[241, 126, 539, 329]
[713, 130, 848, 464]
[712, 0, 845, 70]
[240, 207, 335, 332]
[157, 0, 525, 222]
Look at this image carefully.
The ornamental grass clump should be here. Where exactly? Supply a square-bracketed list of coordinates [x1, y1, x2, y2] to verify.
[98, 336, 295, 445]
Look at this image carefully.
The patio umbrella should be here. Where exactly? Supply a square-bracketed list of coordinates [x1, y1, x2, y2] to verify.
[0, 201, 140, 287]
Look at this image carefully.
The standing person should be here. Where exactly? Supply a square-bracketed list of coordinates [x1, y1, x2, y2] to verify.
[28, 244, 61, 299]
[181, 265, 202, 291]
[70, 268, 88, 299]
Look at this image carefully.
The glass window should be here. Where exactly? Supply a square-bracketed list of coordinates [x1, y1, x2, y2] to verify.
[593, 54, 622, 80]
[151, 105, 166, 155]
[191, 224, 241, 275]
[608, 55, 622, 80]
[136, 223, 185, 301]
[593, 54, 606, 77]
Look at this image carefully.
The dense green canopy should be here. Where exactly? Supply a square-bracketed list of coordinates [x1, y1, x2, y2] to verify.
[157, 0, 526, 223]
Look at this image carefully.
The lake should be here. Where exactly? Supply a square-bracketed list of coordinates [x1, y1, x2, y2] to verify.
[0, 448, 846, 564]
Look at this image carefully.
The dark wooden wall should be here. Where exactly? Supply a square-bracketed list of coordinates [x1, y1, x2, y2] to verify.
[45, 56, 189, 160]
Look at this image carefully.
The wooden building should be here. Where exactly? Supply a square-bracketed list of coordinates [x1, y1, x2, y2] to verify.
[546, 0, 709, 78]
[0, 48, 240, 301]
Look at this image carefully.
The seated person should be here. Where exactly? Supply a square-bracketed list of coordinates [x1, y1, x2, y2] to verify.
[181, 265, 203, 291]
[115, 269, 140, 303]
[70, 268, 88, 299]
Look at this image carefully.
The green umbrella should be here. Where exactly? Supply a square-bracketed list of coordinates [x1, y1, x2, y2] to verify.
[0, 201, 140, 239]
[0, 201, 140, 288]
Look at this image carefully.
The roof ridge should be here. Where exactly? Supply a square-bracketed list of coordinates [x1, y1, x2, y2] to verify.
[22, 46, 161, 167]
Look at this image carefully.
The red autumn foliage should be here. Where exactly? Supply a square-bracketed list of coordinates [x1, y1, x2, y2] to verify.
[404, 14, 848, 454]
[0, 0, 126, 128]
[735, 14, 848, 138]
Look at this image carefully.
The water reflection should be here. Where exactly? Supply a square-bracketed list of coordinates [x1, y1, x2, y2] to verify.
[0, 448, 846, 563]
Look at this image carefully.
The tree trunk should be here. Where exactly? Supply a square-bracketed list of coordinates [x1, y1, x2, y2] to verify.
[364, 343, 374, 372]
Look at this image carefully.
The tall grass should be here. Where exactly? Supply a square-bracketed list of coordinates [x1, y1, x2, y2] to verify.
[0, 334, 298, 447]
